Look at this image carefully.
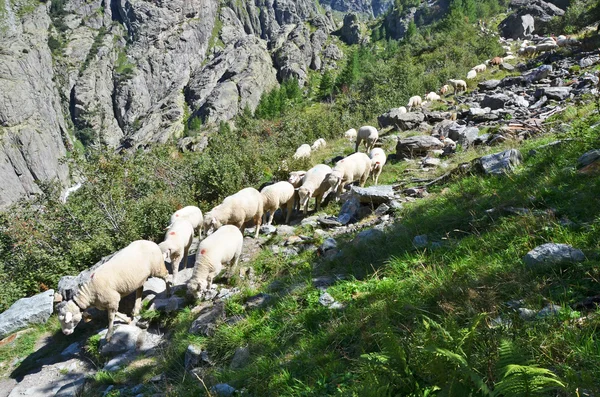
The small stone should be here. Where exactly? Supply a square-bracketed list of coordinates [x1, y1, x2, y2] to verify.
[537, 304, 562, 318]
[523, 243, 585, 268]
[375, 203, 390, 216]
[185, 345, 211, 370]
[319, 238, 337, 253]
[276, 225, 296, 236]
[577, 149, 600, 169]
[260, 225, 277, 235]
[61, 342, 81, 357]
[518, 308, 537, 320]
[244, 293, 272, 309]
[338, 195, 361, 225]
[230, 346, 251, 369]
[475, 149, 522, 175]
[211, 383, 236, 396]
[353, 228, 384, 245]
[319, 292, 335, 307]
[301, 216, 319, 226]
[189, 302, 225, 336]
[413, 235, 428, 248]
[500, 63, 515, 71]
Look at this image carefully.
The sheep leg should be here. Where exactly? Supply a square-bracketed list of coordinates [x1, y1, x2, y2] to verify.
[106, 308, 117, 342]
[354, 138, 359, 153]
[133, 287, 143, 317]
[253, 214, 262, 238]
[285, 200, 294, 224]
[267, 209, 275, 226]
[183, 245, 189, 271]
[315, 194, 323, 211]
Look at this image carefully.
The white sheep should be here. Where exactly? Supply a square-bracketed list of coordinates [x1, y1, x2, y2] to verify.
[57, 240, 170, 341]
[168, 206, 203, 235]
[297, 164, 334, 215]
[159, 219, 194, 278]
[473, 64, 487, 73]
[447, 79, 467, 94]
[311, 138, 327, 151]
[407, 95, 423, 109]
[288, 170, 307, 212]
[325, 152, 371, 199]
[344, 128, 357, 141]
[466, 69, 477, 80]
[425, 92, 441, 102]
[369, 148, 387, 185]
[187, 225, 243, 300]
[440, 85, 450, 95]
[355, 125, 379, 153]
[261, 181, 295, 225]
[203, 187, 264, 239]
[293, 144, 311, 160]
[535, 42, 558, 52]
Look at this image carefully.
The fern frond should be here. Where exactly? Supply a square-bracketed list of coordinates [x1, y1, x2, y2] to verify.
[494, 364, 565, 397]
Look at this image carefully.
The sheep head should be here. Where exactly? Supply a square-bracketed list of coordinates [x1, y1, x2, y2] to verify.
[203, 212, 221, 236]
[297, 186, 313, 209]
[288, 171, 306, 187]
[325, 170, 343, 192]
[158, 241, 172, 262]
[57, 300, 83, 335]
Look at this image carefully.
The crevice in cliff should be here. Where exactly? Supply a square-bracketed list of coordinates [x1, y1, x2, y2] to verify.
[68, 86, 77, 129]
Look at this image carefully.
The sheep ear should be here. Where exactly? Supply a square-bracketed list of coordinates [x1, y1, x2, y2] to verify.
[65, 311, 72, 323]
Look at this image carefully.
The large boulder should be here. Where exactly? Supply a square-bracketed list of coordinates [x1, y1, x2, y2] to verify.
[396, 136, 443, 158]
[474, 149, 523, 175]
[523, 243, 585, 268]
[506, 0, 565, 32]
[378, 109, 425, 130]
[481, 94, 511, 110]
[339, 13, 362, 45]
[350, 185, 396, 205]
[0, 290, 54, 338]
[534, 86, 572, 101]
[499, 13, 535, 39]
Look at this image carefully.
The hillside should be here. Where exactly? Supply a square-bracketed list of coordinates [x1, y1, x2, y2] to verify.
[1, 0, 600, 396]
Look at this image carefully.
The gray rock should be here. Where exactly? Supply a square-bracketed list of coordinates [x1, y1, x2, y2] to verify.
[537, 304, 562, 318]
[534, 86, 572, 100]
[523, 64, 552, 84]
[499, 13, 535, 39]
[523, 243, 585, 268]
[149, 296, 186, 313]
[338, 195, 361, 225]
[318, 292, 344, 309]
[61, 342, 82, 357]
[413, 235, 428, 248]
[0, 290, 54, 339]
[396, 136, 444, 159]
[422, 157, 441, 167]
[211, 383, 236, 397]
[350, 185, 396, 205]
[508, 0, 565, 30]
[319, 238, 338, 253]
[189, 301, 225, 336]
[99, 325, 139, 355]
[230, 346, 251, 369]
[185, 345, 212, 370]
[54, 376, 87, 397]
[244, 293, 272, 309]
[518, 308, 537, 320]
[478, 80, 501, 90]
[353, 228, 384, 245]
[475, 149, 523, 175]
[577, 149, 600, 169]
[260, 225, 277, 235]
[500, 63, 515, 72]
[375, 203, 390, 216]
[339, 13, 362, 45]
[481, 94, 511, 110]
[500, 75, 526, 87]
[143, 277, 167, 298]
[378, 109, 425, 130]
[104, 353, 134, 372]
[276, 225, 296, 236]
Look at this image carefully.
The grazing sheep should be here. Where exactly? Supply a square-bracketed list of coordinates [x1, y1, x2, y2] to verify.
[297, 164, 334, 215]
[473, 64, 487, 73]
[490, 57, 503, 66]
[261, 181, 295, 225]
[311, 138, 327, 151]
[466, 69, 477, 80]
[325, 152, 372, 199]
[57, 240, 170, 341]
[159, 220, 194, 279]
[168, 206, 203, 235]
[355, 125, 379, 153]
[293, 144, 311, 160]
[288, 170, 307, 212]
[344, 128, 357, 141]
[440, 85, 450, 95]
[557, 35, 578, 47]
[425, 92, 441, 102]
[447, 79, 467, 94]
[187, 225, 243, 300]
[407, 95, 423, 109]
[369, 148, 387, 185]
[203, 187, 264, 238]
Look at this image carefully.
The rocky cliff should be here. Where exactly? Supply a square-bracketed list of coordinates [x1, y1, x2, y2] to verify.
[0, 0, 345, 208]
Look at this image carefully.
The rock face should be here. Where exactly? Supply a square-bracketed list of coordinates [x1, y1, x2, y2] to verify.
[319, 0, 394, 17]
[0, 290, 54, 338]
[523, 243, 585, 268]
[378, 110, 425, 130]
[500, 0, 564, 36]
[499, 13, 535, 39]
[339, 13, 362, 45]
[0, 3, 70, 209]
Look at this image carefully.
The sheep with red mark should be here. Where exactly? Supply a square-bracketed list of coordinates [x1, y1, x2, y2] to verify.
[168, 206, 203, 234]
[203, 187, 264, 238]
[187, 225, 243, 300]
[159, 219, 194, 278]
[297, 164, 334, 215]
[56, 240, 169, 341]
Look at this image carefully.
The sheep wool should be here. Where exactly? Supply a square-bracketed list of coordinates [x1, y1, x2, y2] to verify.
[57, 240, 169, 341]
[261, 181, 295, 225]
[425, 92, 440, 102]
[407, 95, 423, 109]
[355, 125, 378, 153]
[344, 128, 358, 141]
[447, 79, 467, 94]
[293, 144, 311, 160]
[369, 148, 387, 185]
[466, 69, 477, 80]
[159, 219, 194, 278]
[288, 170, 307, 212]
[203, 187, 264, 238]
[326, 152, 372, 199]
[169, 206, 203, 233]
[311, 138, 326, 151]
[188, 225, 243, 300]
[298, 164, 333, 215]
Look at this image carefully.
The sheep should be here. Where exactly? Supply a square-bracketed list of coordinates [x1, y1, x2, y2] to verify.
[447, 79, 467, 94]
[535, 42, 558, 52]
[325, 152, 371, 200]
[344, 128, 357, 141]
[261, 181, 295, 225]
[369, 148, 387, 185]
[293, 144, 311, 160]
[168, 206, 203, 235]
[203, 187, 264, 239]
[425, 92, 441, 102]
[187, 225, 243, 300]
[57, 240, 170, 341]
[355, 125, 379, 153]
[159, 219, 194, 279]
[466, 69, 477, 80]
[407, 95, 423, 110]
[288, 170, 307, 212]
[297, 164, 334, 215]
[490, 57, 503, 66]
[440, 85, 450, 95]
[311, 138, 326, 151]
[473, 64, 487, 73]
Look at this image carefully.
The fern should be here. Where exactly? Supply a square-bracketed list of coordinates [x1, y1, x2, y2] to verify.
[494, 365, 565, 397]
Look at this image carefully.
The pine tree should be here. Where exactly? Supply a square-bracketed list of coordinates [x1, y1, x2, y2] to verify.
[318, 70, 335, 101]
